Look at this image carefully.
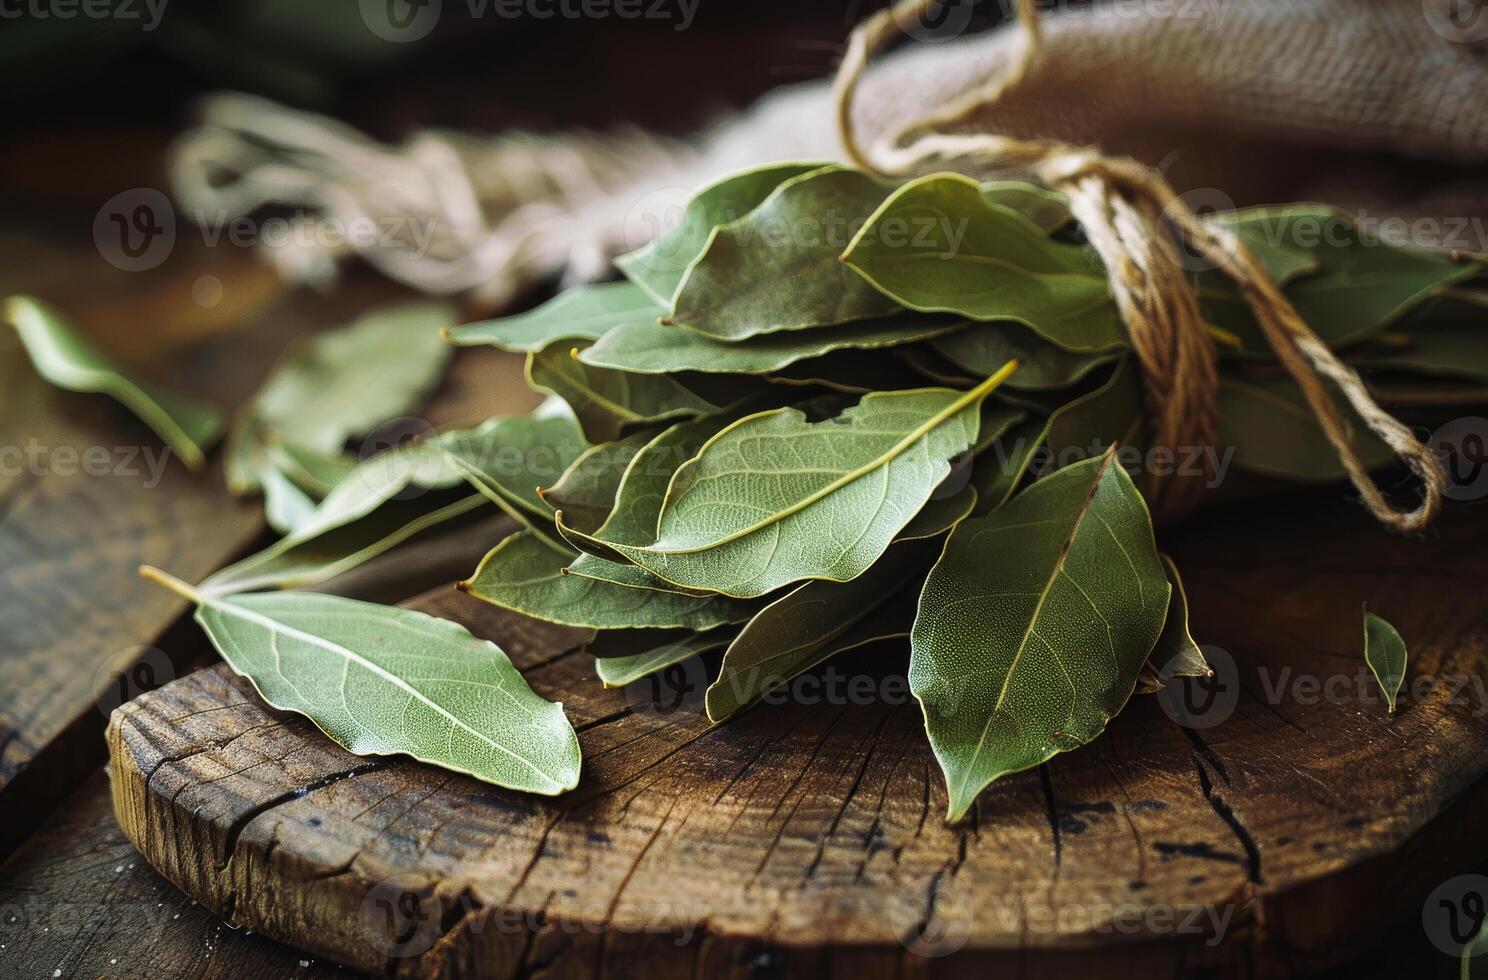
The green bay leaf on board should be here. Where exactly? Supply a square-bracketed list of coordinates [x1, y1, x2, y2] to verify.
[5, 295, 224, 470]
[1363, 610, 1408, 715]
[226, 300, 454, 493]
[665, 166, 901, 340]
[616, 162, 825, 305]
[591, 412, 742, 546]
[526, 343, 717, 443]
[462, 529, 758, 630]
[842, 173, 1127, 353]
[557, 370, 1013, 598]
[705, 538, 936, 722]
[579, 312, 967, 376]
[538, 428, 656, 533]
[592, 626, 736, 688]
[1137, 554, 1212, 693]
[445, 281, 662, 352]
[142, 570, 581, 795]
[911, 450, 1170, 821]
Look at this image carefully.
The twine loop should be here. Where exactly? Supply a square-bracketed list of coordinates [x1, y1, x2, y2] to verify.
[836, 0, 1445, 530]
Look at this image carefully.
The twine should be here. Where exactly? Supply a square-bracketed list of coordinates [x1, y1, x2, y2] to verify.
[835, 0, 1446, 530]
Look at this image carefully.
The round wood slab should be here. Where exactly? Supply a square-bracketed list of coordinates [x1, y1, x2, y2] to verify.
[106, 498, 1488, 978]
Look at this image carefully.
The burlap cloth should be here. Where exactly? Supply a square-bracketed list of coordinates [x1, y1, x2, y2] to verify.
[170, 0, 1488, 308]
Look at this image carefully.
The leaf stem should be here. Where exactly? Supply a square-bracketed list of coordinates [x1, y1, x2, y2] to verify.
[138, 565, 206, 605]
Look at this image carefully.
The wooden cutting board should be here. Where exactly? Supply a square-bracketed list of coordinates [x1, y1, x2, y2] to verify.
[104, 495, 1488, 978]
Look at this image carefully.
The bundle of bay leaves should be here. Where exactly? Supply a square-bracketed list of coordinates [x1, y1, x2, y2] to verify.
[50, 162, 1477, 821]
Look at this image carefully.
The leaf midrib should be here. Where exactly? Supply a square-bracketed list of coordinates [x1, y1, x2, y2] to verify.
[621, 366, 1016, 557]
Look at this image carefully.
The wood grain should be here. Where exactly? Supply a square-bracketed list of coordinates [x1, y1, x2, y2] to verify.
[0, 770, 354, 979]
[104, 495, 1488, 978]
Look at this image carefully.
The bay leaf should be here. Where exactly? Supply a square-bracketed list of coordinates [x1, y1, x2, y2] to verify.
[592, 626, 735, 688]
[202, 439, 476, 594]
[1201, 210, 1480, 355]
[526, 343, 717, 443]
[5, 295, 224, 470]
[705, 540, 934, 722]
[666, 166, 900, 340]
[226, 300, 454, 493]
[264, 439, 358, 497]
[1353, 325, 1488, 383]
[579, 312, 966, 376]
[1136, 554, 1211, 694]
[616, 162, 825, 305]
[1218, 376, 1393, 483]
[538, 429, 656, 533]
[445, 281, 661, 352]
[141, 568, 580, 795]
[461, 529, 757, 630]
[932, 322, 1114, 390]
[592, 413, 740, 546]
[557, 369, 1014, 598]
[842, 173, 1127, 352]
[1210, 206, 1330, 285]
[435, 407, 589, 520]
[203, 492, 489, 595]
[261, 465, 320, 535]
[911, 450, 1170, 821]
[1363, 610, 1408, 715]
[979, 180, 1073, 234]
[971, 415, 1050, 514]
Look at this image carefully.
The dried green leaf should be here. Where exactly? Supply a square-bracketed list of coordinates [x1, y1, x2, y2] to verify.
[616, 162, 825, 305]
[705, 540, 933, 722]
[911, 451, 1170, 821]
[557, 372, 1012, 598]
[226, 300, 454, 493]
[842, 173, 1126, 352]
[592, 626, 735, 688]
[5, 295, 224, 470]
[580, 313, 966, 376]
[462, 529, 757, 630]
[666, 166, 900, 340]
[526, 343, 717, 443]
[1363, 610, 1408, 715]
[445, 281, 661, 352]
[143, 569, 580, 795]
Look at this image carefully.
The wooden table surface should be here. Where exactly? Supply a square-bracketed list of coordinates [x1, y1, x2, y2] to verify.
[3, 138, 1488, 980]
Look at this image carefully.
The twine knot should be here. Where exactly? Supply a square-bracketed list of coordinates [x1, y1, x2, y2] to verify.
[835, 0, 1446, 530]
